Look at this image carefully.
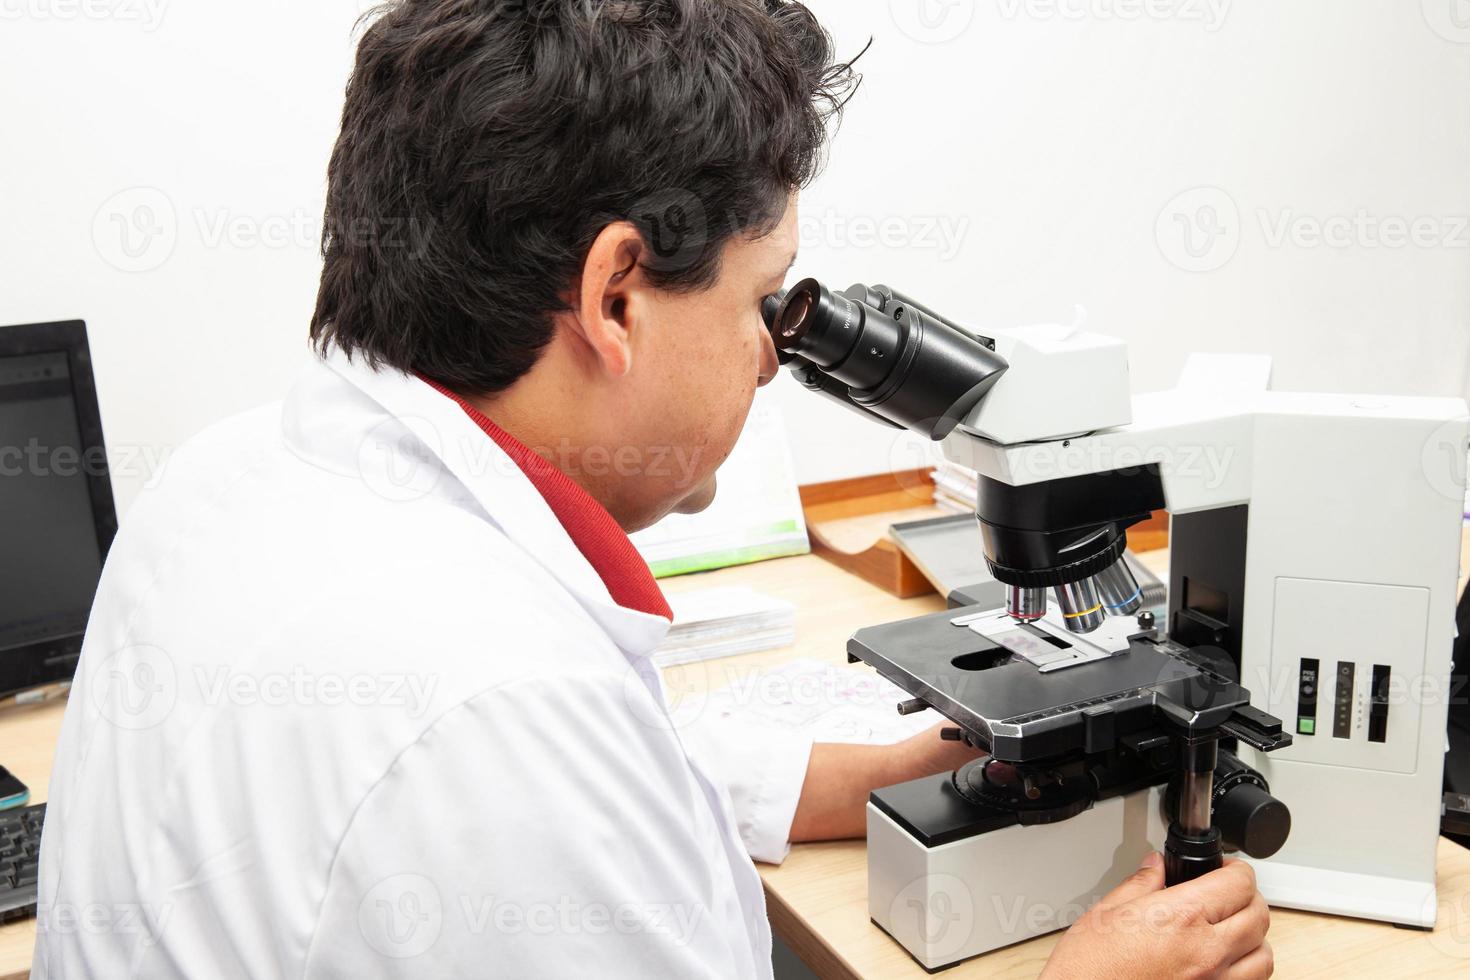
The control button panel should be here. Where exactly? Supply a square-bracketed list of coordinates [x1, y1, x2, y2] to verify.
[1296, 658, 1318, 736]
[1368, 665, 1391, 743]
[1332, 661, 1355, 739]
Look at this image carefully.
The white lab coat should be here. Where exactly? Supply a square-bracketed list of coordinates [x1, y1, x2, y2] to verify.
[32, 350, 814, 979]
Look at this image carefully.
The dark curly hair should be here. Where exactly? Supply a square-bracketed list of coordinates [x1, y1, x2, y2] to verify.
[310, 0, 858, 395]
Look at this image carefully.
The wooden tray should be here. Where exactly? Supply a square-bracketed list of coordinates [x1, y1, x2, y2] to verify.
[798, 469, 1170, 599]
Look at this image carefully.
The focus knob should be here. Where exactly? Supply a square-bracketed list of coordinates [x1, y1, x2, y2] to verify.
[1214, 771, 1291, 859]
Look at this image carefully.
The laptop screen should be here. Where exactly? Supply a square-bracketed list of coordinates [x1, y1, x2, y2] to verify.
[0, 349, 105, 654]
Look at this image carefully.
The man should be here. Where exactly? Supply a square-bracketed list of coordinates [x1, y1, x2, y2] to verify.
[34, 1, 1272, 977]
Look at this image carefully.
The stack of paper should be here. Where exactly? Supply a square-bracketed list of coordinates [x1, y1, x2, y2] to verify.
[653, 586, 796, 667]
[931, 460, 978, 514]
[697, 658, 939, 745]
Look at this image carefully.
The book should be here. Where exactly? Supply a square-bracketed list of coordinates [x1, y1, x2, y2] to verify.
[632, 398, 810, 577]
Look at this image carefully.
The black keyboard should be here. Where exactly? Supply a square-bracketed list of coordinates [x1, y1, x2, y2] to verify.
[0, 804, 43, 924]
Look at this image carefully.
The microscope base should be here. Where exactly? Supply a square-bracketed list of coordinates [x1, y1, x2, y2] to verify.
[867, 779, 1440, 971]
[866, 785, 1170, 971]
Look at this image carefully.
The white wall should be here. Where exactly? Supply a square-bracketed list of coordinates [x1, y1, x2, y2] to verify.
[778, 0, 1470, 481]
[0, 1, 371, 515]
[2, 0, 1468, 514]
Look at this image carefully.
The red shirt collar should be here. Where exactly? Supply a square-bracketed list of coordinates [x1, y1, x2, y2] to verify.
[421, 379, 673, 621]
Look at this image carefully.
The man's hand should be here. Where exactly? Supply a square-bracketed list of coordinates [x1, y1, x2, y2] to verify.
[789, 723, 983, 842]
[1041, 853, 1273, 980]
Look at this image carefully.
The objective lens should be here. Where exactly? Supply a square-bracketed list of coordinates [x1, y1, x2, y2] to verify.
[1053, 578, 1106, 634]
[1006, 586, 1047, 622]
[1095, 559, 1144, 617]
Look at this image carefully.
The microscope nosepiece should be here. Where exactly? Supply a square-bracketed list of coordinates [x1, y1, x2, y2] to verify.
[1053, 578, 1106, 634]
[1095, 559, 1145, 617]
[1006, 586, 1047, 623]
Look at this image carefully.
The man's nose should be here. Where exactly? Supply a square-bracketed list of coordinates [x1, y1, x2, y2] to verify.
[757, 325, 779, 387]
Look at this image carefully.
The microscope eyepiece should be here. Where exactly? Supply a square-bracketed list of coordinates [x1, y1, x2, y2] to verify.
[766, 278, 1008, 440]
[776, 287, 816, 343]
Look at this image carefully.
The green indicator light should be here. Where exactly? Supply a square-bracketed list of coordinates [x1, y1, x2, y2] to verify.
[1298, 718, 1315, 735]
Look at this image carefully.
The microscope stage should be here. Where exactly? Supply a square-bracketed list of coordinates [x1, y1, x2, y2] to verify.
[848, 603, 1256, 761]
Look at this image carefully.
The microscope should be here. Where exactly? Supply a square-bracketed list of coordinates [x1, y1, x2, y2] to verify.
[766, 279, 1470, 970]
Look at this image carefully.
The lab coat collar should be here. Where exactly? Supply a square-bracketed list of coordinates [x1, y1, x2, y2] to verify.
[419, 377, 673, 621]
[283, 348, 673, 658]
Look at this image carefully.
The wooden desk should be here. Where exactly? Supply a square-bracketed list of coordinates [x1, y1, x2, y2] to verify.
[4, 530, 1470, 979]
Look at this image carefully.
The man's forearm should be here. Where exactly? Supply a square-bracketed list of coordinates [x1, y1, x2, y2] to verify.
[789, 723, 984, 842]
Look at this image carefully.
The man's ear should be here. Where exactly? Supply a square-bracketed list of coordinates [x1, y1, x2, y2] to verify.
[568, 221, 648, 378]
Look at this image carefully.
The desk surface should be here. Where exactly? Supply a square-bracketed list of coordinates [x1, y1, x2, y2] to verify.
[4, 529, 1470, 979]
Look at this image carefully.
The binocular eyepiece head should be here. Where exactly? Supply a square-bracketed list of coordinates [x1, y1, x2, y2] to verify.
[763, 278, 1008, 441]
